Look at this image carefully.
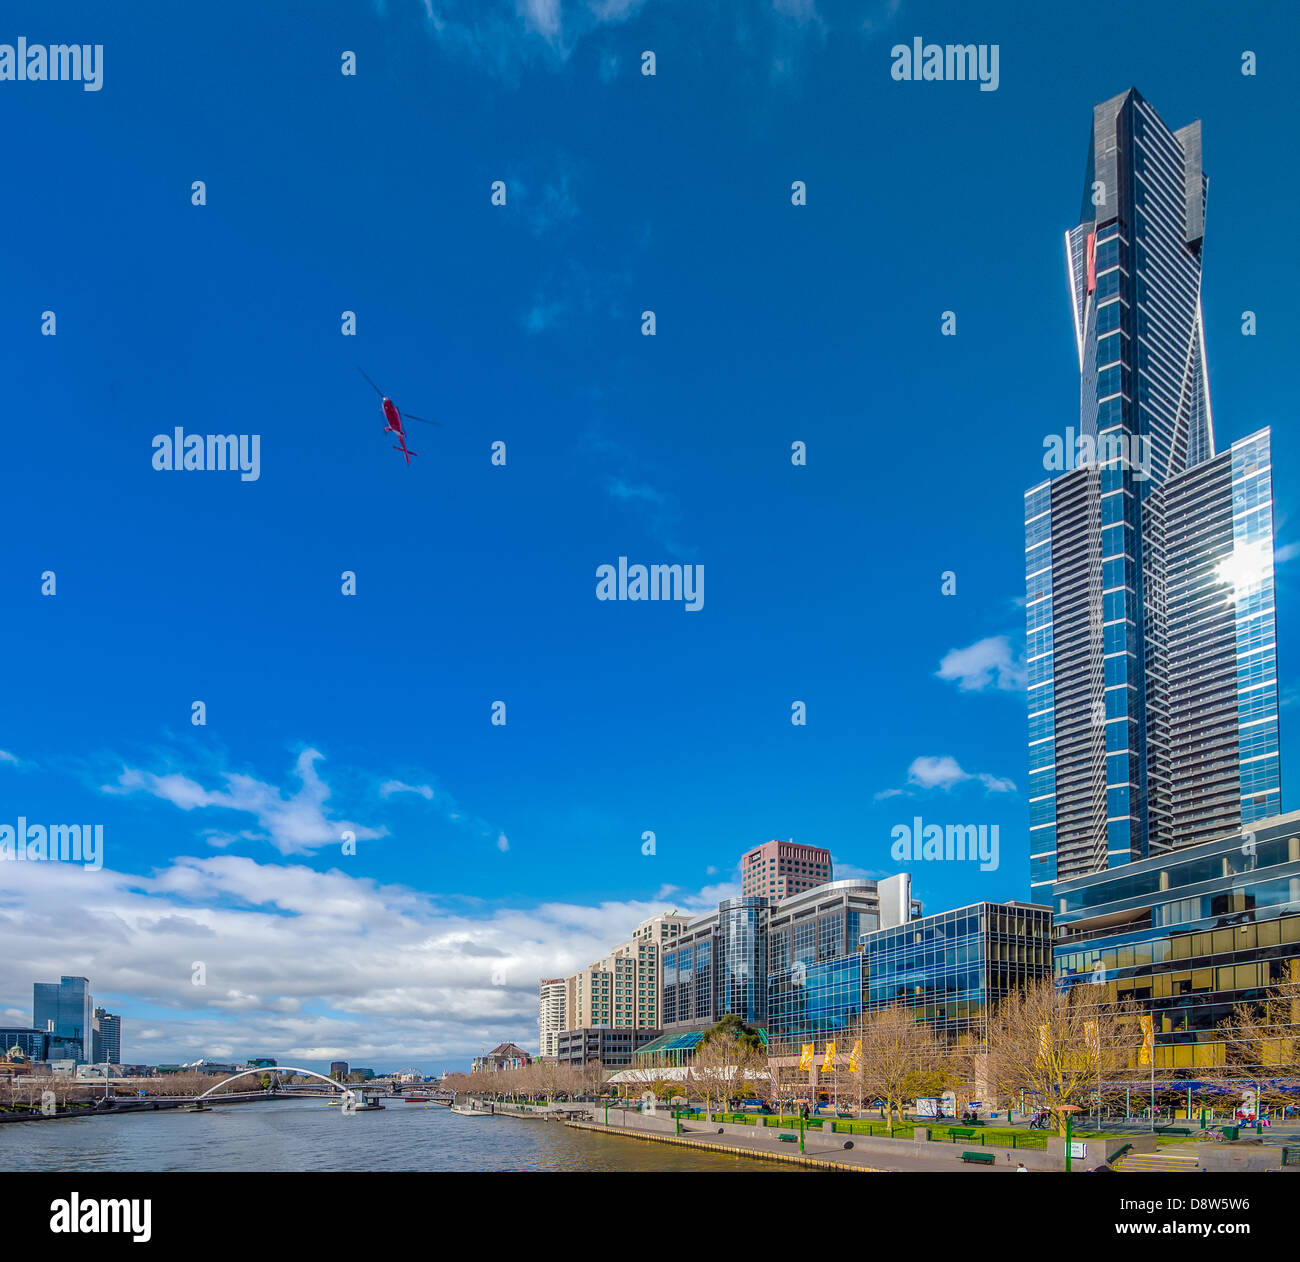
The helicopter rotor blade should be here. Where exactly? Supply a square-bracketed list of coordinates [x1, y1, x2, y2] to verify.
[402, 414, 442, 427]
[357, 368, 385, 398]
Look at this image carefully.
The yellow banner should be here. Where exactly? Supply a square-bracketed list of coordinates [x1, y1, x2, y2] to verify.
[822, 1040, 837, 1071]
[1138, 1014, 1154, 1066]
[848, 1040, 861, 1073]
[798, 1043, 814, 1071]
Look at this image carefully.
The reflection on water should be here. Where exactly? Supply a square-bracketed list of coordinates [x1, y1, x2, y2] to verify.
[1, 1099, 801, 1172]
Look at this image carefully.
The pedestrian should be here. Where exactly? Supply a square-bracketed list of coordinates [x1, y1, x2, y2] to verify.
[1016, 1162, 1028, 1173]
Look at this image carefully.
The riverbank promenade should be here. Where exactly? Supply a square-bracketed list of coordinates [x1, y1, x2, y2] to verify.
[564, 1111, 1022, 1172]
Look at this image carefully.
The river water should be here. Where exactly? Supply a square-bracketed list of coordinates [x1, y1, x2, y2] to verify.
[2, 1098, 800, 1172]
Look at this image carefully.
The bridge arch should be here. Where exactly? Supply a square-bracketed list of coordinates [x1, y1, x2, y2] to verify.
[195, 1066, 353, 1101]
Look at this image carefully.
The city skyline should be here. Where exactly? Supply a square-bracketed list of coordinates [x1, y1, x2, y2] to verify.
[2, 0, 1298, 1073]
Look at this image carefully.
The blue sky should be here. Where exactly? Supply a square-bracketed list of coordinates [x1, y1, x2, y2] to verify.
[2, 0, 1297, 1071]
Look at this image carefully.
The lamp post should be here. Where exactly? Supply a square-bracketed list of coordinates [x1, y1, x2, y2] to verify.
[1060, 1104, 1082, 1173]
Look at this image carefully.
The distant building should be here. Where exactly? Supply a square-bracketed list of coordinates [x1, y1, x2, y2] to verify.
[156, 1060, 243, 1076]
[740, 840, 832, 900]
[33, 976, 93, 1063]
[471, 1042, 531, 1073]
[538, 978, 567, 1059]
[555, 1028, 659, 1068]
[92, 1008, 121, 1065]
[329, 1061, 349, 1080]
[0, 1027, 50, 1062]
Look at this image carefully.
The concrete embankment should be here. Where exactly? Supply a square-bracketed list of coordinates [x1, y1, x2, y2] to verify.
[561, 1112, 1125, 1171]
[565, 1118, 883, 1171]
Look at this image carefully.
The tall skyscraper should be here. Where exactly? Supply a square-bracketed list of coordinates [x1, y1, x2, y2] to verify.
[92, 1007, 122, 1064]
[1026, 88, 1281, 895]
[33, 976, 94, 1063]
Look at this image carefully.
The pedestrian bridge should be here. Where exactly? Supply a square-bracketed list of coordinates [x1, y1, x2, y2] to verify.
[195, 1066, 353, 1101]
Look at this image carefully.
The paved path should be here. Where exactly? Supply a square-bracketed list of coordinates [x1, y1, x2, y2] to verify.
[566, 1117, 1021, 1172]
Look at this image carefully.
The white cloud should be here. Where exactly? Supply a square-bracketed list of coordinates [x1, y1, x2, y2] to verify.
[935, 635, 1026, 693]
[106, 749, 387, 857]
[380, 780, 435, 801]
[876, 755, 1016, 800]
[0, 854, 723, 1067]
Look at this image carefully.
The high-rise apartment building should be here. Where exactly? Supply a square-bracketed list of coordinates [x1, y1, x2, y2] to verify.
[739, 840, 832, 899]
[33, 976, 93, 1063]
[92, 1007, 121, 1064]
[537, 978, 567, 1059]
[1026, 88, 1280, 895]
[562, 910, 690, 1034]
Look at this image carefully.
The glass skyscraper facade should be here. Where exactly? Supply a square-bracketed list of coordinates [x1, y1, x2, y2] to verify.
[1026, 88, 1281, 895]
[767, 902, 1053, 1055]
[663, 879, 918, 1033]
[1054, 811, 1300, 1068]
[662, 896, 768, 1029]
[32, 975, 93, 1062]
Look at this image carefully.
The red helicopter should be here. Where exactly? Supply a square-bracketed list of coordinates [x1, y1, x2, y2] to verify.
[358, 369, 441, 464]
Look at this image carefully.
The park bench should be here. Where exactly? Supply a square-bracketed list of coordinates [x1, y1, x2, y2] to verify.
[1281, 1147, 1300, 1166]
[778, 1133, 798, 1143]
[948, 1128, 977, 1141]
[959, 1150, 995, 1165]
[1159, 1126, 1194, 1136]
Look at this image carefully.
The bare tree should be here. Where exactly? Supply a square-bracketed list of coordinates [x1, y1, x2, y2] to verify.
[985, 977, 1141, 1136]
[851, 1006, 955, 1126]
[1217, 978, 1300, 1117]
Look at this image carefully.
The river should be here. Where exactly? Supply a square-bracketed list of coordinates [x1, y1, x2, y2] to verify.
[2, 1098, 803, 1172]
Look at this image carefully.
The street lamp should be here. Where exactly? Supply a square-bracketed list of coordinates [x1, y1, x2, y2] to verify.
[671, 1094, 686, 1136]
[1060, 1104, 1082, 1173]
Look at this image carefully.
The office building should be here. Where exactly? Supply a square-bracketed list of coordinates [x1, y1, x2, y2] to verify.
[1054, 810, 1300, 1070]
[329, 1061, 349, 1079]
[1025, 87, 1280, 896]
[766, 900, 1052, 1056]
[661, 895, 770, 1031]
[32, 976, 93, 1063]
[740, 840, 832, 899]
[767, 875, 919, 975]
[538, 978, 567, 1059]
[0, 1027, 51, 1061]
[92, 1008, 121, 1065]
[663, 877, 922, 1034]
[554, 1027, 659, 1068]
